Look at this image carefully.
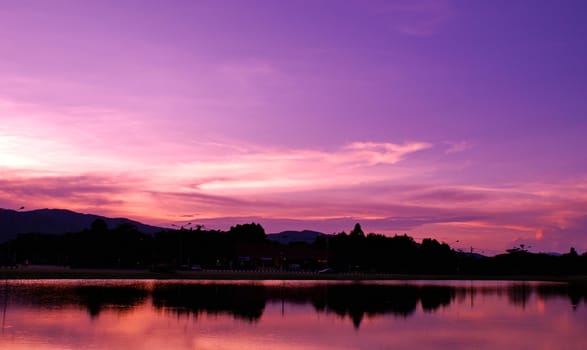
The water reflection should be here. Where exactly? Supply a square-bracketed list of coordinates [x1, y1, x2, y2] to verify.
[1, 280, 587, 349]
[152, 283, 266, 321]
[3, 281, 148, 318]
[150, 283, 459, 327]
[306, 284, 453, 327]
[2, 280, 586, 326]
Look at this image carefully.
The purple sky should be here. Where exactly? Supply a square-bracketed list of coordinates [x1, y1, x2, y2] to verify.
[1, 0, 586, 254]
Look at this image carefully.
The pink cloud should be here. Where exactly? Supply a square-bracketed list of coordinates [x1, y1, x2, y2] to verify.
[444, 140, 472, 154]
[2, 98, 586, 253]
[0, 174, 133, 217]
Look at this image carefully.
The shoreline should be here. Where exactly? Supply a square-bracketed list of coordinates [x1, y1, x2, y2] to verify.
[2, 265, 587, 284]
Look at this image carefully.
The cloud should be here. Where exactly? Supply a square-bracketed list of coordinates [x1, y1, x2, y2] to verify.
[444, 140, 472, 154]
[169, 141, 432, 195]
[522, 215, 587, 254]
[0, 97, 431, 177]
[0, 99, 433, 221]
[3, 164, 586, 254]
[0, 100, 166, 173]
[0, 173, 134, 215]
[405, 187, 489, 202]
[344, 141, 432, 165]
[2, 95, 586, 253]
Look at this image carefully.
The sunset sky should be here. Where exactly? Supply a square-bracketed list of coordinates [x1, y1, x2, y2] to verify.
[1, 0, 586, 254]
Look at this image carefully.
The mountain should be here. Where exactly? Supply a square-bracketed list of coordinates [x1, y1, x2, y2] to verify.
[0, 208, 165, 243]
[267, 230, 326, 244]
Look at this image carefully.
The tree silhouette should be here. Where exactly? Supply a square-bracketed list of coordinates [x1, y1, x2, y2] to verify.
[569, 247, 578, 257]
[3, 220, 587, 275]
[349, 223, 365, 238]
[90, 218, 108, 232]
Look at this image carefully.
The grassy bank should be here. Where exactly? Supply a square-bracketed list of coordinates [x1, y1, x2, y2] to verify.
[2, 265, 587, 283]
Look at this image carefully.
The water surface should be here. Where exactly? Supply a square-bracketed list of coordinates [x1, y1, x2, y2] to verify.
[1, 280, 586, 349]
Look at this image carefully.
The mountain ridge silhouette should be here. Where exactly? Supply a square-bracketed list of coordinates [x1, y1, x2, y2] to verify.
[0, 208, 164, 242]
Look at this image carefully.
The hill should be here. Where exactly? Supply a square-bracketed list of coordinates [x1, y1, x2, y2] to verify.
[0, 208, 164, 243]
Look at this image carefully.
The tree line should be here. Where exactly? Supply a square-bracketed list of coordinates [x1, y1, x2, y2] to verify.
[1, 220, 586, 275]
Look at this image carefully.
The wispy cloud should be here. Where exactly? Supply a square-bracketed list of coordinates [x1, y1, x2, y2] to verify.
[0, 97, 434, 222]
[444, 140, 472, 154]
[344, 141, 432, 165]
[0, 173, 131, 214]
[173, 141, 432, 195]
[3, 96, 586, 252]
[3, 95, 586, 252]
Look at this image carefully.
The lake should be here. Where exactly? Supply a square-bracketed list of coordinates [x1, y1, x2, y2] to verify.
[1, 279, 586, 349]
